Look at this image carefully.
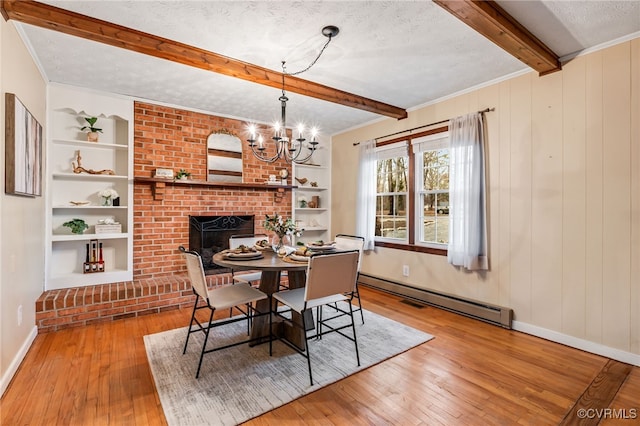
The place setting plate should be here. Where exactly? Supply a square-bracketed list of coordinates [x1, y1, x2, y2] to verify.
[223, 251, 264, 260]
[290, 253, 310, 262]
[304, 241, 336, 251]
[284, 253, 310, 263]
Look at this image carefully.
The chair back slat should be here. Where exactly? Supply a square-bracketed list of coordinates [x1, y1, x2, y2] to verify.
[304, 251, 359, 301]
[183, 250, 209, 300]
[334, 234, 365, 273]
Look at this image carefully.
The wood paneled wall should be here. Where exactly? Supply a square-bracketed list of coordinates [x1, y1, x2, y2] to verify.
[331, 39, 640, 357]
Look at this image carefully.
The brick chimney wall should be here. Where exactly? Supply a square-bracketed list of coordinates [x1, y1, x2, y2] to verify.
[133, 101, 293, 279]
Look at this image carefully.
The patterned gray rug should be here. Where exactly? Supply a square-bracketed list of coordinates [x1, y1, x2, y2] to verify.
[144, 308, 434, 426]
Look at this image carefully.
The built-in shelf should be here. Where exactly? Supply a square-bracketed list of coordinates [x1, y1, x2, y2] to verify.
[292, 144, 331, 245]
[301, 226, 327, 231]
[53, 173, 129, 180]
[53, 138, 128, 150]
[295, 186, 327, 191]
[53, 205, 128, 209]
[52, 233, 128, 242]
[295, 208, 327, 212]
[295, 163, 326, 169]
[47, 85, 134, 290]
[134, 177, 297, 201]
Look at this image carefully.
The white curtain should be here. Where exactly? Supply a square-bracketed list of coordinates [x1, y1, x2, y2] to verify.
[355, 139, 377, 250]
[447, 113, 488, 270]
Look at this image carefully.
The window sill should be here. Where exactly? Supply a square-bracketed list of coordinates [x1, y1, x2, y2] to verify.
[375, 241, 447, 256]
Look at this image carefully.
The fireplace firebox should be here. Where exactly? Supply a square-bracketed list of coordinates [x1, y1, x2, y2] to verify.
[189, 215, 254, 274]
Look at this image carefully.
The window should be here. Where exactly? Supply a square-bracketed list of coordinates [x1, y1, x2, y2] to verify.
[413, 133, 449, 247]
[375, 142, 408, 242]
[372, 127, 449, 254]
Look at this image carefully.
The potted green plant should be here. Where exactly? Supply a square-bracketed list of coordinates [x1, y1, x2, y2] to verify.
[63, 218, 89, 234]
[175, 169, 191, 181]
[81, 117, 103, 142]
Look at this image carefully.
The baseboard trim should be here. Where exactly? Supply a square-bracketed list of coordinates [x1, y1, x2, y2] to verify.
[359, 273, 513, 328]
[0, 326, 38, 398]
[513, 321, 640, 367]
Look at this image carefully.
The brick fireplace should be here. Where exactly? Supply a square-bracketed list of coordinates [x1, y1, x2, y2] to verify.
[36, 101, 294, 332]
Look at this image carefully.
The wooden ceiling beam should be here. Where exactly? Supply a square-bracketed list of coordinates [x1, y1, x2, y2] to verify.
[433, 0, 561, 75]
[1, 0, 408, 120]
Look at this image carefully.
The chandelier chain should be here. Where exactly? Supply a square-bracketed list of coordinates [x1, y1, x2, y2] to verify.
[247, 25, 337, 164]
[283, 34, 334, 76]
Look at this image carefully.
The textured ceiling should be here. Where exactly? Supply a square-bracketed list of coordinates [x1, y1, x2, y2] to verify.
[15, 1, 640, 136]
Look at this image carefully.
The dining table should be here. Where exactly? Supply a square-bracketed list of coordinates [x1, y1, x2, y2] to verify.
[212, 249, 310, 349]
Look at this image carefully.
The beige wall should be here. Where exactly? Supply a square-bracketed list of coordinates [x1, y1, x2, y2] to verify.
[332, 39, 640, 359]
[0, 19, 46, 395]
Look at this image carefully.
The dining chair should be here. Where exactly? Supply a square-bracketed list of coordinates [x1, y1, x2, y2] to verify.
[270, 250, 361, 386]
[179, 246, 269, 378]
[333, 234, 366, 324]
[229, 233, 268, 286]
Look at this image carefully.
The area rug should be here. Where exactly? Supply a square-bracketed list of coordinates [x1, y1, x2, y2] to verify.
[144, 308, 434, 426]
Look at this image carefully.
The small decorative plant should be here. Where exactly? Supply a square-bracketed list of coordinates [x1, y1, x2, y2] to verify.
[81, 117, 102, 142]
[63, 218, 89, 234]
[81, 117, 102, 133]
[175, 169, 191, 180]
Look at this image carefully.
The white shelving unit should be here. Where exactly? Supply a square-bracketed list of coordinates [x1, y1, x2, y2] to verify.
[292, 142, 331, 244]
[46, 85, 133, 289]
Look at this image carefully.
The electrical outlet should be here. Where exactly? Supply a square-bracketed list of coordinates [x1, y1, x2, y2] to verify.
[402, 265, 410, 277]
[17, 305, 23, 326]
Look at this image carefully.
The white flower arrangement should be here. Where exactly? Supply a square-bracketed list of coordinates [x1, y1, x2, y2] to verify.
[298, 195, 308, 208]
[99, 189, 119, 199]
[264, 213, 303, 238]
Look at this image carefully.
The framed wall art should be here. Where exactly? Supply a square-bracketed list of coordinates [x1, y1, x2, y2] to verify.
[5, 93, 43, 197]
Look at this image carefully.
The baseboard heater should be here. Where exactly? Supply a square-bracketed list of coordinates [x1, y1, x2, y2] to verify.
[359, 273, 513, 329]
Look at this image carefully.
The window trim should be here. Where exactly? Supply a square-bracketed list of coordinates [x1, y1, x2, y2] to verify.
[375, 141, 409, 244]
[413, 131, 450, 250]
[373, 126, 449, 256]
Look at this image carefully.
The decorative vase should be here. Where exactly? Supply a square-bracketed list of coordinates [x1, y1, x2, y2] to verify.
[271, 234, 291, 255]
[101, 196, 112, 206]
[87, 132, 99, 142]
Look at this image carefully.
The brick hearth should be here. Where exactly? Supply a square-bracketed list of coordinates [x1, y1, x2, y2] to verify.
[36, 273, 234, 333]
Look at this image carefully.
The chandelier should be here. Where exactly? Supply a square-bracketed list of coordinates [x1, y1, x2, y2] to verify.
[247, 25, 339, 164]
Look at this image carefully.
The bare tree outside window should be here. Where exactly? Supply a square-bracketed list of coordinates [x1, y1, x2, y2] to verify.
[375, 157, 408, 240]
[419, 148, 449, 245]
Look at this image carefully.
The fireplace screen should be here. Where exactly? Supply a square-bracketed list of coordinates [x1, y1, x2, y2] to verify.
[189, 215, 254, 274]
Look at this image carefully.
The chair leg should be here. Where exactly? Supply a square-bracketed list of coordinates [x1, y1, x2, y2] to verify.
[315, 306, 322, 340]
[183, 295, 200, 354]
[195, 307, 215, 379]
[301, 310, 314, 386]
[348, 302, 361, 367]
[269, 298, 274, 356]
[355, 283, 364, 324]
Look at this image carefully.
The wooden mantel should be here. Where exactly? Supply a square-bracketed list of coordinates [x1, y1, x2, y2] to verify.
[134, 177, 296, 201]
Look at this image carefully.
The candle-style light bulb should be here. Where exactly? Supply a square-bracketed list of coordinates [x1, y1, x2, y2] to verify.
[311, 127, 318, 142]
[258, 135, 264, 149]
[297, 123, 305, 140]
[248, 124, 256, 140]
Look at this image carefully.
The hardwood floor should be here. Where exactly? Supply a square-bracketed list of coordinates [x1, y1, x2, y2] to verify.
[1, 286, 637, 425]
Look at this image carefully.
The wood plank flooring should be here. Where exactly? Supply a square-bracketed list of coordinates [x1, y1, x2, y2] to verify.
[1, 286, 638, 425]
